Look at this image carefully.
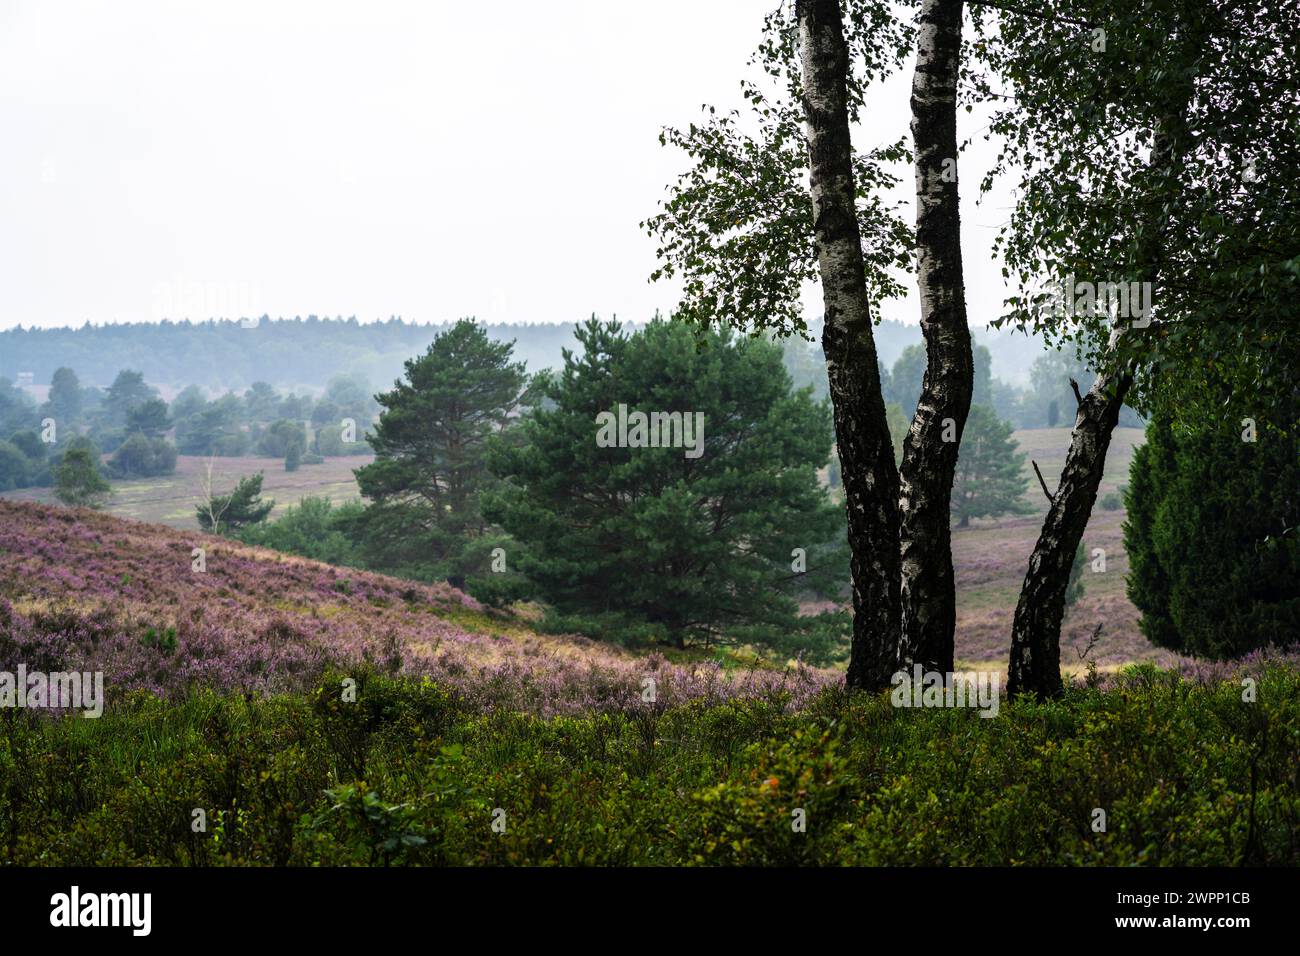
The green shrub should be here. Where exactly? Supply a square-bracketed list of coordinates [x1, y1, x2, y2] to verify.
[2, 668, 1296, 866]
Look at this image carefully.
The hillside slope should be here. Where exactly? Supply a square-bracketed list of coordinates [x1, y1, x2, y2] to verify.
[0, 500, 826, 716]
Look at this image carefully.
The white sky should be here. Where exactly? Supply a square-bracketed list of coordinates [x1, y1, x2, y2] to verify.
[0, 0, 1014, 332]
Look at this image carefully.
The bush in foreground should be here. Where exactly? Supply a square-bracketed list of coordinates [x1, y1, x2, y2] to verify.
[2, 665, 1296, 866]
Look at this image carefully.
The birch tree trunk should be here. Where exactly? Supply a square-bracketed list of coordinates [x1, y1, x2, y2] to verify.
[796, 0, 902, 690]
[1007, 94, 1192, 699]
[898, 0, 972, 673]
[1007, 368, 1131, 697]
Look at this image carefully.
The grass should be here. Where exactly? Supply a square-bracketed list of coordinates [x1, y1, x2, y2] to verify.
[0, 453, 373, 526]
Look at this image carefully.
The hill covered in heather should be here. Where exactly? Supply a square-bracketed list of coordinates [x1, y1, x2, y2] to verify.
[0, 499, 826, 716]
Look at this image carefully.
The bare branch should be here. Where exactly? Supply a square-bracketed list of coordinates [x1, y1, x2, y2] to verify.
[1032, 459, 1056, 504]
[1069, 377, 1084, 407]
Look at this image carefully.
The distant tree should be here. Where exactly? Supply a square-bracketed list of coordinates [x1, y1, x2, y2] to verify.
[279, 394, 312, 421]
[243, 381, 281, 422]
[314, 423, 347, 456]
[258, 419, 307, 458]
[42, 367, 82, 429]
[310, 400, 341, 428]
[1047, 399, 1060, 428]
[1124, 413, 1300, 658]
[170, 385, 208, 422]
[55, 445, 111, 509]
[284, 441, 301, 472]
[352, 319, 528, 593]
[484, 318, 849, 659]
[125, 398, 172, 438]
[0, 378, 39, 436]
[323, 373, 375, 423]
[887, 344, 927, 420]
[0, 441, 29, 491]
[971, 343, 994, 409]
[8, 429, 45, 463]
[884, 402, 909, 468]
[196, 472, 274, 534]
[950, 405, 1034, 527]
[176, 396, 247, 456]
[110, 433, 177, 478]
[103, 370, 157, 427]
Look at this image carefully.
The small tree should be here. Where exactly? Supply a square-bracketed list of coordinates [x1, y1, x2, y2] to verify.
[950, 405, 1034, 528]
[196, 472, 274, 534]
[55, 445, 111, 509]
[352, 318, 528, 592]
[284, 441, 301, 472]
[1124, 413, 1300, 658]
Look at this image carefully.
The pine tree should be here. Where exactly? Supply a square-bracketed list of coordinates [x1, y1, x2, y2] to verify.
[350, 318, 529, 594]
[483, 318, 849, 660]
[196, 473, 274, 534]
[42, 367, 82, 430]
[950, 404, 1033, 527]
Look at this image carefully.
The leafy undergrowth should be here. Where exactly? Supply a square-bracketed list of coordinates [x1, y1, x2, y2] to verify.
[1, 665, 1296, 866]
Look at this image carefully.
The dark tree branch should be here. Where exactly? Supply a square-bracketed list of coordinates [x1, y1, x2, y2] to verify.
[1032, 459, 1055, 503]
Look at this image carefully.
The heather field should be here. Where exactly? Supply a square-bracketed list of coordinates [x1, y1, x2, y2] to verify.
[0, 427, 1155, 673]
[0, 498, 829, 716]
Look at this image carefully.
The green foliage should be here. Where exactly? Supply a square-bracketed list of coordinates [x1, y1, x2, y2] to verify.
[54, 443, 111, 509]
[0, 378, 40, 438]
[41, 367, 82, 428]
[197, 473, 274, 535]
[102, 370, 158, 429]
[884, 402, 908, 468]
[485, 317, 849, 658]
[978, 0, 1300, 428]
[139, 625, 178, 655]
[352, 319, 529, 593]
[238, 496, 363, 566]
[1, 667, 1297, 865]
[1124, 414, 1300, 658]
[109, 433, 177, 478]
[885, 344, 927, 420]
[642, 1, 912, 339]
[950, 405, 1034, 527]
[0, 441, 31, 492]
[125, 398, 172, 438]
[258, 419, 307, 459]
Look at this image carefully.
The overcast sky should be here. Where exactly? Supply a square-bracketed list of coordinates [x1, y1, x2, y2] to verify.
[0, 0, 1014, 332]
